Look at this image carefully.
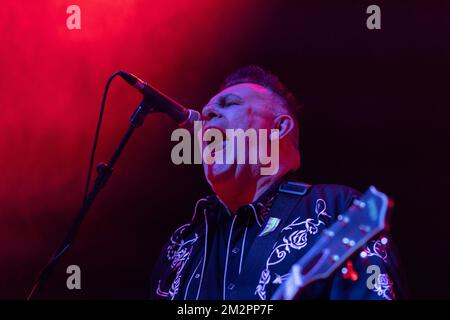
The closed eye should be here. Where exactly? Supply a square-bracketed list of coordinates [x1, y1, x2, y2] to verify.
[224, 101, 239, 107]
[221, 94, 243, 107]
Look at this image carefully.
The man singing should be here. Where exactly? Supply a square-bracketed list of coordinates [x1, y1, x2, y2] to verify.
[150, 65, 402, 300]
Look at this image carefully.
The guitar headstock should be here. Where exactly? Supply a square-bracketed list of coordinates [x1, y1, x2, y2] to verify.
[271, 186, 392, 300]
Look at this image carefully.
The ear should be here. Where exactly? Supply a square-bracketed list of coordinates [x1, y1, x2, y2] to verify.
[273, 114, 295, 140]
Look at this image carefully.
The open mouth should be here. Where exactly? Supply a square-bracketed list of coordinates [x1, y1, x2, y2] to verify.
[203, 126, 227, 158]
[203, 125, 227, 140]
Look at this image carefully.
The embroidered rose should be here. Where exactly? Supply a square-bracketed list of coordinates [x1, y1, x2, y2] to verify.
[378, 274, 389, 286]
[286, 229, 308, 250]
[254, 198, 330, 299]
[370, 273, 395, 300]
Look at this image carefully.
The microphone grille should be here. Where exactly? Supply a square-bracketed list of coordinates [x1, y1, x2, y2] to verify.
[180, 109, 201, 131]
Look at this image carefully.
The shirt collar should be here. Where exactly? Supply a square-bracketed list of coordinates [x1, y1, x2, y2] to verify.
[191, 176, 287, 226]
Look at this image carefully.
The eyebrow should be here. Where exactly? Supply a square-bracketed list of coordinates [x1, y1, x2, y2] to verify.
[216, 93, 243, 105]
[203, 93, 244, 112]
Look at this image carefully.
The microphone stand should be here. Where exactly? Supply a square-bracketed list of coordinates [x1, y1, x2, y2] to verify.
[27, 99, 154, 300]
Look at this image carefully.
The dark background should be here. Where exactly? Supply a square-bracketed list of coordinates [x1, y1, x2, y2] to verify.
[1, 0, 449, 299]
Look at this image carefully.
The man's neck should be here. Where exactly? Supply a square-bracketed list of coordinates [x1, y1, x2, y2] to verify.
[213, 168, 288, 214]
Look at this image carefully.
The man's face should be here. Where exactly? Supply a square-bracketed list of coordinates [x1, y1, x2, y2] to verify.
[201, 83, 278, 184]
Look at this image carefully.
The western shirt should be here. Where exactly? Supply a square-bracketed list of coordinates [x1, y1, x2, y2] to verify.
[150, 181, 403, 300]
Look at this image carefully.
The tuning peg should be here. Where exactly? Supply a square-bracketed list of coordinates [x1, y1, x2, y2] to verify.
[331, 254, 340, 262]
[323, 229, 335, 237]
[342, 237, 356, 247]
[358, 224, 371, 234]
[353, 199, 366, 208]
[337, 215, 350, 224]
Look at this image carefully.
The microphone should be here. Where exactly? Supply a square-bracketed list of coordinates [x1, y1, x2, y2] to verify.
[118, 71, 201, 129]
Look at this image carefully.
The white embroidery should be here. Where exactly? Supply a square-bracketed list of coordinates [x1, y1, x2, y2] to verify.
[255, 198, 330, 300]
[156, 198, 209, 299]
[364, 239, 395, 299]
[157, 224, 199, 299]
[373, 273, 395, 300]
[364, 239, 388, 262]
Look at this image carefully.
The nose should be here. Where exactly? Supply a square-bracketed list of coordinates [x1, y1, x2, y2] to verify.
[201, 104, 221, 121]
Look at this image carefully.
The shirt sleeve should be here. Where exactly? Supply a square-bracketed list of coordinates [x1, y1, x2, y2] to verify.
[149, 242, 171, 300]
